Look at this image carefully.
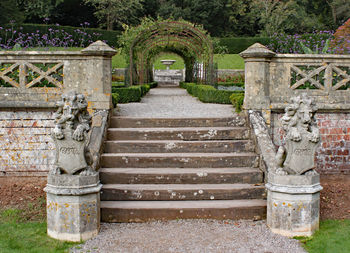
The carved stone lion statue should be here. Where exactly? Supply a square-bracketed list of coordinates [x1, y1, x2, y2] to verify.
[52, 91, 91, 141]
[276, 94, 320, 175]
[50, 91, 94, 175]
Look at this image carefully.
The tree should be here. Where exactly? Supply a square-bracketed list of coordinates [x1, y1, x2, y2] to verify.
[0, 0, 25, 24]
[250, 0, 298, 36]
[226, 0, 260, 36]
[157, 0, 229, 36]
[326, 0, 350, 28]
[83, 0, 143, 30]
[16, 0, 64, 23]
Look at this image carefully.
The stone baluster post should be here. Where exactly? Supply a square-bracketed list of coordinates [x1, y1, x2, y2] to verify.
[266, 94, 322, 237]
[240, 43, 276, 125]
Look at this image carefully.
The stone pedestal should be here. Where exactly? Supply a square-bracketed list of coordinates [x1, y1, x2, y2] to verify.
[44, 174, 102, 242]
[266, 173, 322, 237]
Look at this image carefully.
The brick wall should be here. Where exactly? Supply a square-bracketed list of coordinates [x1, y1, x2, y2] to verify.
[0, 109, 55, 176]
[272, 112, 350, 174]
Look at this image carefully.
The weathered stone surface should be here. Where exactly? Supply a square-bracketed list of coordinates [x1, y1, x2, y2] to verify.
[86, 110, 109, 171]
[101, 200, 267, 222]
[99, 168, 263, 184]
[240, 44, 350, 112]
[110, 116, 247, 128]
[266, 173, 322, 237]
[154, 69, 184, 85]
[101, 183, 266, 201]
[248, 110, 278, 175]
[104, 140, 255, 153]
[107, 127, 250, 141]
[45, 174, 102, 242]
[0, 41, 115, 110]
[101, 153, 259, 168]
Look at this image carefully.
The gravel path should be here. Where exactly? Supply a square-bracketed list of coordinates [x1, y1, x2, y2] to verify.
[115, 87, 235, 118]
[70, 220, 306, 253]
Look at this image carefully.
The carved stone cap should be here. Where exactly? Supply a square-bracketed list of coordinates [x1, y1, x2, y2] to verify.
[82, 40, 117, 56]
[266, 173, 323, 194]
[239, 43, 276, 59]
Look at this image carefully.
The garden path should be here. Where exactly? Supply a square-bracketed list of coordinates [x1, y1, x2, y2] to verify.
[115, 87, 235, 118]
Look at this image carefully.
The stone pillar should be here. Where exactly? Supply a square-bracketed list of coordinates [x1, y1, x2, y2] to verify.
[240, 43, 276, 125]
[81, 40, 116, 111]
[266, 94, 322, 237]
[45, 174, 102, 241]
[45, 91, 102, 242]
[266, 173, 322, 237]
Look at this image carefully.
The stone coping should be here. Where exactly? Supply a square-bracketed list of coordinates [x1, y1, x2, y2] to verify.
[266, 172, 323, 194]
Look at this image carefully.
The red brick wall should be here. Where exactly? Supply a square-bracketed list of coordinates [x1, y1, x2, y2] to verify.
[272, 112, 350, 174]
[0, 109, 55, 176]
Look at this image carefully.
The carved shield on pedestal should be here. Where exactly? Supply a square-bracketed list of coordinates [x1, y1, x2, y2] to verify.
[53, 133, 87, 175]
[284, 136, 318, 175]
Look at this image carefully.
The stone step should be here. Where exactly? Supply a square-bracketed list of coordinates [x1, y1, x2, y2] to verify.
[99, 168, 263, 184]
[100, 153, 259, 168]
[101, 199, 267, 222]
[110, 117, 246, 128]
[104, 140, 255, 153]
[101, 184, 266, 201]
[107, 127, 250, 141]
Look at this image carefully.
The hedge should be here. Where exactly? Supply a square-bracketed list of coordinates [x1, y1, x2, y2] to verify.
[1, 24, 268, 52]
[2, 23, 120, 47]
[217, 37, 270, 54]
[180, 82, 243, 104]
[112, 82, 158, 106]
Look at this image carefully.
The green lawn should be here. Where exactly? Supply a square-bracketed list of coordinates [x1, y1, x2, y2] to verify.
[0, 208, 78, 253]
[112, 53, 244, 70]
[296, 219, 350, 253]
[2, 47, 244, 70]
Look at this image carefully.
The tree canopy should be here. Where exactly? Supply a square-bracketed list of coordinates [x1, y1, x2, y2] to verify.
[2, 0, 349, 37]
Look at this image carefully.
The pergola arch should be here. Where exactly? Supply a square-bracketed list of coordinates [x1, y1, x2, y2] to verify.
[128, 20, 214, 85]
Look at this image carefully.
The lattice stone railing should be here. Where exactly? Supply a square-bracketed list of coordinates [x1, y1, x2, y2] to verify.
[240, 43, 350, 112]
[0, 41, 116, 109]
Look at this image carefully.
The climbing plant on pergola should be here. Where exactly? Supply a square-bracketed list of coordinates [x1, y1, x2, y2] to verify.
[120, 18, 214, 85]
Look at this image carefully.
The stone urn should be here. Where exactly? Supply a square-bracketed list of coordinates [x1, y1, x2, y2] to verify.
[161, 59, 176, 70]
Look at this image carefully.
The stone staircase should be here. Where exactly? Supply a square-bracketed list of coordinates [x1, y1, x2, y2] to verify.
[100, 116, 266, 222]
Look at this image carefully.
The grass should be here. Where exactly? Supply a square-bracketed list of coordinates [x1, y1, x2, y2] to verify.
[112, 53, 244, 70]
[2, 47, 245, 70]
[0, 205, 79, 253]
[296, 219, 350, 253]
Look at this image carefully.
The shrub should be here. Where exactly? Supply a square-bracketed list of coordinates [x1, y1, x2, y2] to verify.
[180, 82, 241, 104]
[230, 92, 244, 112]
[217, 73, 245, 83]
[112, 93, 119, 107]
[112, 82, 157, 105]
[149, 81, 158, 88]
[217, 82, 244, 87]
[218, 37, 270, 54]
[113, 86, 142, 104]
[330, 18, 350, 54]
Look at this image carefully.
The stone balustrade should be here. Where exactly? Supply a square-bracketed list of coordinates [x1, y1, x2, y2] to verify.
[241, 43, 350, 114]
[0, 41, 116, 110]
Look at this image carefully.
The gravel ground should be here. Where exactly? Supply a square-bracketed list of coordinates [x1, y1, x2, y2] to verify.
[115, 87, 235, 118]
[70, 220, 306, 253]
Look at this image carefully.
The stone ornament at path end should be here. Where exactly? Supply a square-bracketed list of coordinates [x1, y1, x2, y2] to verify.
[275, 94, 320, 175]
[50, 90, 94, 175]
